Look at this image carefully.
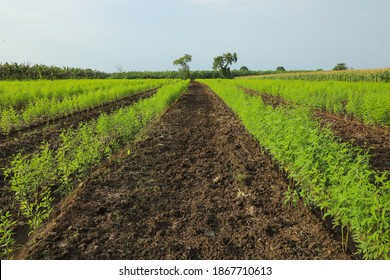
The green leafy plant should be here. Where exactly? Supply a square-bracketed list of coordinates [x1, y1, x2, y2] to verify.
[0, 211, 16, 258]
[2, 80, 189, 252]
[5, 144, 56, 233]
[201, 79, 390, 259]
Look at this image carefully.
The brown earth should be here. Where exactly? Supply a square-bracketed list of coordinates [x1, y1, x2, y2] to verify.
[17, 82, 351, 260]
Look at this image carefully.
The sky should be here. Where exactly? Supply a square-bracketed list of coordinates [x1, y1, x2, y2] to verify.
[0, 0, 389, 72]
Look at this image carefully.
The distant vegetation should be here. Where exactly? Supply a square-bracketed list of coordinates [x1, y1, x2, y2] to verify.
[7, 61, 388, 82]
[173, 54, 192, 80]
[246, 68, 390, 82]
[333, 63, 348, 71]
[111, 70, 286, 79]
[0, 62, 290, 80]
[0, 62, 109, 80]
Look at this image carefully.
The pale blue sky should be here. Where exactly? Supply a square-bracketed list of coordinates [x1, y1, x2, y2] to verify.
[1, 0, 389, 72]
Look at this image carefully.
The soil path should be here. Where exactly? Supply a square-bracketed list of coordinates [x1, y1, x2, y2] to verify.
[18, 82, 350, 260]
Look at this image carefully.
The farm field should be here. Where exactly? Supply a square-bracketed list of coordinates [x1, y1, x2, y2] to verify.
[0, 86, 158, 221]
[0, 79, 188, 258]
[1, 78, 389, 260]
[14, 82, 350, 260]
[0, 79, 171, 135]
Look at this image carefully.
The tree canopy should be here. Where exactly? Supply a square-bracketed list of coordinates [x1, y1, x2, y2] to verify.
[333, 63, 348, 71]
[173, 54, 192, 79]
[213, 52, 238, 78]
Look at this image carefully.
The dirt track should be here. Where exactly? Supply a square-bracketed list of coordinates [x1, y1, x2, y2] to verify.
[18, 82, 350, 259]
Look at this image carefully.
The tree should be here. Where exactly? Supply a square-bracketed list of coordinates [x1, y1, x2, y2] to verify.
[173, 54, 192, 79]
[213, 52, 238, 78]
[276, 66, 286, 72]
[240, 66, 249, 71]
[116, 65, 125, 73]
[333, 63, 348, 71]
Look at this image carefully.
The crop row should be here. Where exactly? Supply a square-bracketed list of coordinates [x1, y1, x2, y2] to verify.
[0, 80, 190, 257]
[245, 69, 390, 83]
[201, 79, 390, 260]
[0, 79, 174, 135]
[232, 79, 390, 126]
[0, 79, 170, 108]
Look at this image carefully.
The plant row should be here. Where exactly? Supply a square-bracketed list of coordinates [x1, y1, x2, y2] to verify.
[0, 80, 190, 258]
[0, 79, 119, 108]
[246, 69, 390, 83]
[200, 79, 390, 260]
[0, 79, 173, 135]
[232, 79, 390, 126]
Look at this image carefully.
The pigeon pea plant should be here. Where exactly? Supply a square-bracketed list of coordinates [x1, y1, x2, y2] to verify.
[1, 80, 189, 256]
[0, 79, 172, 135]
[202, 79, 390, 259]
[0, 211, 16, 258]
[5, 144, 56, 233]
[232, 79, 390, 126]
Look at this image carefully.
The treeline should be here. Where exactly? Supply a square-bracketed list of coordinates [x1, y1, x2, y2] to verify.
[0, 62, 305, 80]
[0, 62, 110, 80]
[111, 69, 279, 79]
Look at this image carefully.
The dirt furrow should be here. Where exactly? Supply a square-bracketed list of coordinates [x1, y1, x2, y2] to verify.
[18, 82, 350, 260]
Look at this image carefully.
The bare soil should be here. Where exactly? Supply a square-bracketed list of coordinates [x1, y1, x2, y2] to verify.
[17, 82, 351, 260]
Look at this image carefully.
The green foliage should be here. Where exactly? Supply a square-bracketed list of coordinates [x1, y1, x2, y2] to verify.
[213, 52, 238, 78]
[0, 107, 20, 135]
[201, 79, 390, 259]
[233, 79, 390, 126]
[173, 54, 192, 80]
[333, 63, 348, 71]
[0, 79, 171, 135]
[110, 69, 282, 79]
[5, 144, 56, 233]
[3, 80, 189, 247]
[252, 68, 390, 82]
[0, 211, 16, 258]
[276, 66, 286, 72]
[0, 62, 109, 80]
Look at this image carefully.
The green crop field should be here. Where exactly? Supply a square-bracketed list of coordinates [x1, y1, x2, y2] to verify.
[0, 74, 389, 260]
